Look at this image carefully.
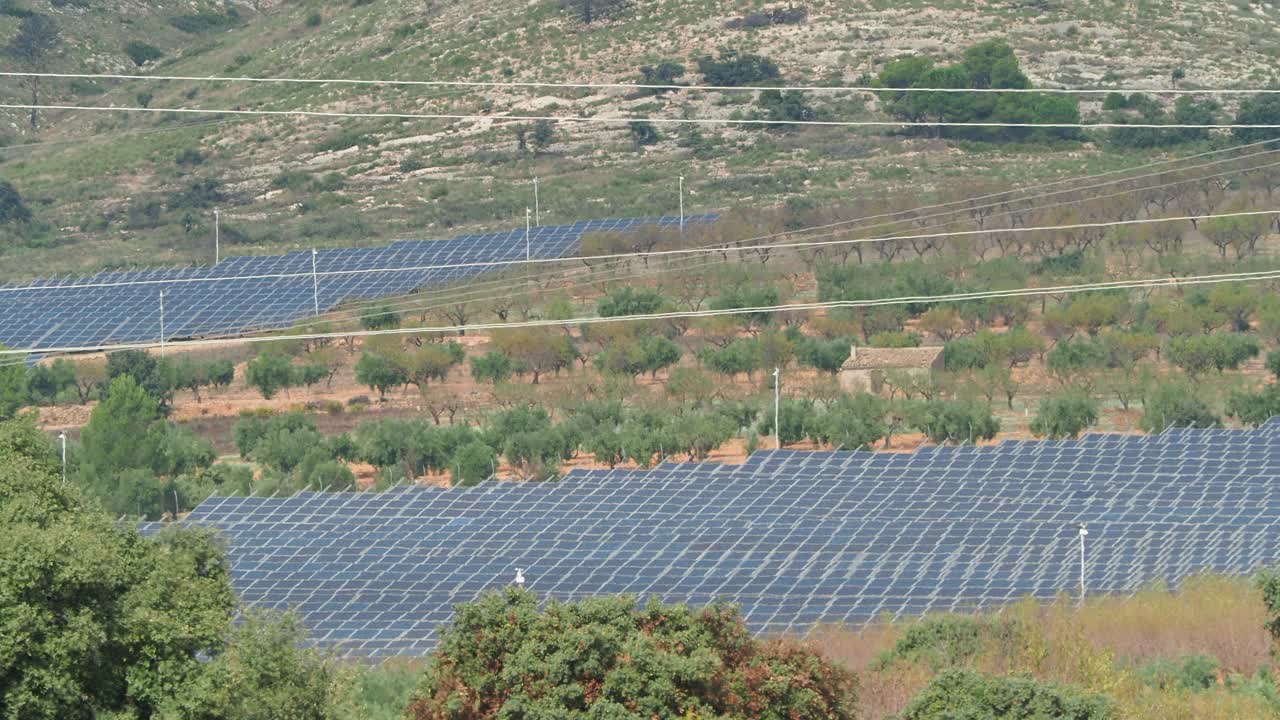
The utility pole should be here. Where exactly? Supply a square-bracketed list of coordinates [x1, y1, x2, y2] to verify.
[525, 207, 532, 264]
[213, 208, 220, 264]
[58, 431, 66, 484]
[311, 248, 320, 316]
[1078, 523, 1088, 606]
[525, 207, 533, 288]
[678, 175, 685, 235]
[158, 290, 165, 350]
[773, 366, 781, 450]
[533, 177, 540, 226]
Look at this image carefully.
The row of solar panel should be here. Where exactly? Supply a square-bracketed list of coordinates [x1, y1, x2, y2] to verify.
[137, 423, 1280, 657]
[0, 215, 717, 350]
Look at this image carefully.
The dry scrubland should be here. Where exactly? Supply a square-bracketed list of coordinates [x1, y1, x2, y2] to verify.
[2, 0, 1280, 276]
[818, 575, 1280, 719]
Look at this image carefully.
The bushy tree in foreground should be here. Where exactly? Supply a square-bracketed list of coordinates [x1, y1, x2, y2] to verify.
[0, 413, 233, 719]
[899, 668, 1115, 720]
[0, 413, 367, 719]
[0, 343, 25, 420]
[408, 589, 858, 720]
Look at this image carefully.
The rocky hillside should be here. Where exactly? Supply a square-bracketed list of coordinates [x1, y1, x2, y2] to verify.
[1, 0, 1278, 279]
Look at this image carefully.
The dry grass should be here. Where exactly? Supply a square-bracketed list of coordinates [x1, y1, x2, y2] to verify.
[810, 575, 1279, 719]
[1049, 575, 1271, 674]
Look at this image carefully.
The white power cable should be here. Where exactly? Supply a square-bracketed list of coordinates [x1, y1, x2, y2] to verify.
[5, 266, 1280, 356]
[200, 139, 1280, 322]
[718, 139, 1280, 247]
[4, 70, 1279, 96]
[4, 102, 1280, 130]
[3, 208, 1272, 294]
[287, 154, 1280, 328]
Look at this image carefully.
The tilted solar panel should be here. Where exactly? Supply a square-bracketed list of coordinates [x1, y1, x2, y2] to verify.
[0, 215, 718, 351]
[138, 424, 1280, 658]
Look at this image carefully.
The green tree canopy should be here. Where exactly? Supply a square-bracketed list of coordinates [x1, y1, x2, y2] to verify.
[470, 350, 515, 384]
[817, 394, 888, 450]
[451, 440, 498, 487]
[1142, 380, 1221, 433]
[166, 611, 335, 720]
[1166, 333, 1260, 378]
[909, 399, 1000, 445]
[1030, 392, 1099, 439]
[245, 351, 298, 400]
[0, 343, 27, 420]
[696, 48, 781, 86]
[1227, 384, 1280, 428]
[80, 375, 160, 474]
[355, 351, 408, 400]
[407, 589, 858, 720]
[899, 668, 1114, 720]
[1233, 93, 1280, 144]
[875, 39, 1079, 142]
[0, 413, 236, 719]
[493, 327, 578, 384]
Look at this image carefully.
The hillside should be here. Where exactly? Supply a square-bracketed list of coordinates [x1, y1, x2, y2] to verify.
[2, 0, 1279, 279]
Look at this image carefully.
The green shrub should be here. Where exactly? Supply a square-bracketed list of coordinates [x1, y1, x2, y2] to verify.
[450, 441, 497, 487]
[1227, 384, 1280, 427]
[245, 352, 297, 400]
[174, 147, 205, 166]
[1141, 381, 1221, 433]
[168, 9, 239, 33]
[315, 130, 379, 153]
[399, 156, 426, 173]
[909, 399, 1000, 445]
[1030, 392, 1098, 439]
[359, 305, 401, 331]
[697, 48, 782, 86]
[899, 668, 1114, 720]
[0, 180, 32, 225]
[1136, 655, 1220, 692]
[124, 40, 163, 66]
[407, 590, 858, 719]
[627, 120, 660, 147]
[470, 351, 514, 384]
[232, 411, 317, 461]
[271, 170, 311, 189]
[879, 615, 1026, 671]
[304, 9, 321, 27]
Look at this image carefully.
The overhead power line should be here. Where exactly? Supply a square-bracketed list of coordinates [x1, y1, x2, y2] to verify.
[702, 141, 1280, 250]
[6, 267, 1280, 357]
[3, 209, 1273, 295]
[267, 140, 1280, 328]
[5, 102, 1280, 130]
[286, 155, 1280, 327]
[3, 70, 1278, 96]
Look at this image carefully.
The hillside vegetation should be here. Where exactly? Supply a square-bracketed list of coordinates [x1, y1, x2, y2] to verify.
[3, 0, 1280, 277]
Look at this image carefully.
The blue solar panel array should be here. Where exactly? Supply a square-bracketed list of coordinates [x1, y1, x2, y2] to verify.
[149, 421, 1280, 659]
[0, 215, 717, 351]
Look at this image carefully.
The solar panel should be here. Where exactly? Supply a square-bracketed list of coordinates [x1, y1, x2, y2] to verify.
[0, 215, 718, 351]
[139, 423, 1280, 658]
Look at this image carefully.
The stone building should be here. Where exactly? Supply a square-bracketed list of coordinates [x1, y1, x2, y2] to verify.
[838, 345, 945, 395]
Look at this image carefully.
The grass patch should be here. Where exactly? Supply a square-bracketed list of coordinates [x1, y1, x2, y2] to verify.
[815, 575, 1278, 719]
